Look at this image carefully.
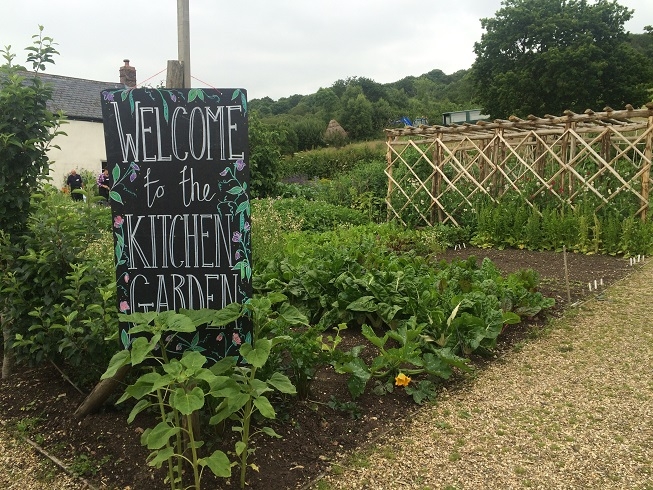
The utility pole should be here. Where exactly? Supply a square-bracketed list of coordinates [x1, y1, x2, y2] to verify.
[168, 0, 191, 88]
[178, 0, 191, 88]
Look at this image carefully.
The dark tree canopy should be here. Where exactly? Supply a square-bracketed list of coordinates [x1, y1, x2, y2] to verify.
[471, 0, 653, 119]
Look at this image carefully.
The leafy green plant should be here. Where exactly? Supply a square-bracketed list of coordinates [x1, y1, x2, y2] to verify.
[0, 26, 65, 238]
[334, 320, 470, 402]
[70, 453, 111, 478]
[270, 197, 370, 232]
[104, 294, 307, 490]
[205, 296, 305, 489]
[103, 312, 232, 490]
[3, 188, 115, 386]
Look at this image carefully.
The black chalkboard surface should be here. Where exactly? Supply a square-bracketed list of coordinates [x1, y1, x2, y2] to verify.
[101, 87, 251, 363]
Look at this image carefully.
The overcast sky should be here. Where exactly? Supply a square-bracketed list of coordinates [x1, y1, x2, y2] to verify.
[2, 0, 652, 101]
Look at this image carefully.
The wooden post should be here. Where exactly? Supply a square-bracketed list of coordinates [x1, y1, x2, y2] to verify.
[642, 115, 653, 221]
[568, 122, 576, 196]
[73, 365, 131, 419]
[2, 315, 13, 379]
[432, 139, 443, 224]
[385, 135, 394, 222]
[560, 122, 570, 198]
[166, 60, 184, 89]
[563, 246, 571, 304]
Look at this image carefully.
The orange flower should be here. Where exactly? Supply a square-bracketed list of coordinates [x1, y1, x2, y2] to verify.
[395, 373, 411, 387]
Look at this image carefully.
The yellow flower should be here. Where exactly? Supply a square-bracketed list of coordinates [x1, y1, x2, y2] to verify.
[395, 373, 411, 387]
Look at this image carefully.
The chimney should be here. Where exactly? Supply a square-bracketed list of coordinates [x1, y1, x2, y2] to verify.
[119, 59, 137, 88]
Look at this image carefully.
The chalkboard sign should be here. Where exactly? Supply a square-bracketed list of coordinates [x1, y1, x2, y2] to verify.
[100, 87, 251, 363]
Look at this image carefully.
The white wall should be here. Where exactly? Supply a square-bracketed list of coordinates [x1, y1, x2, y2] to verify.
[47, 119, 107, 189]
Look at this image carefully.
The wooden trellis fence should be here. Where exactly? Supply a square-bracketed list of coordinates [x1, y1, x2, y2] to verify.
[385, 104, 653, 227]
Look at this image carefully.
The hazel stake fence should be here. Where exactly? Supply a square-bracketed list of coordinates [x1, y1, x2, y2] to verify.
[384, 104, 653, 227]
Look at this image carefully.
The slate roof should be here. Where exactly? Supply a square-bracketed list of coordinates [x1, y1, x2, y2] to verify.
[32, 72, 124, 122]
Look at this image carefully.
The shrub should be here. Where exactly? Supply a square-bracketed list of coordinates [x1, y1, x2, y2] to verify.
[1, 186, 117, 386]
[269, 198, 370, 232]
[278, 143, 385, 180]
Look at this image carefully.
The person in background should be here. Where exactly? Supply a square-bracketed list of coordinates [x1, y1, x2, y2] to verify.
[66, 169, 83, 201]
[97, 168, 111, 205]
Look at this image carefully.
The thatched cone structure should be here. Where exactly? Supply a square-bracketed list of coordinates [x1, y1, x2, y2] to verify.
[324, 119, 348, 147]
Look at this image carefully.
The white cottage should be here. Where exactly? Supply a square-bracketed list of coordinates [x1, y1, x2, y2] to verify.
[42, 60, 137, 187]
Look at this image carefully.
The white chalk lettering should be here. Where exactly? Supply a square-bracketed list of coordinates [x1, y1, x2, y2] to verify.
[112, 102, 244, 163]
[124, 213, 233, 270]
[130, 273, 239, 313]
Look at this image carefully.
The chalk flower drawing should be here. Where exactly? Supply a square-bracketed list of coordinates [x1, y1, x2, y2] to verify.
[217, 156, 252, 284]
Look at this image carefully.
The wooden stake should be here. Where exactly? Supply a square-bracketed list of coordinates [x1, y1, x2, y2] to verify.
[563, 245, 571, 303]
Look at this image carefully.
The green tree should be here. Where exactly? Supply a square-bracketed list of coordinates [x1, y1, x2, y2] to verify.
[372, 98, 394, 131]
[0, 26, 64, 237]
[248, 111, 283, 197]
[471, 0, 653, 119]
[1, 26, 65, 378]
[341, 93, 375, 140]
[291, 117, 325, 151]
[312, 87, 340, 120]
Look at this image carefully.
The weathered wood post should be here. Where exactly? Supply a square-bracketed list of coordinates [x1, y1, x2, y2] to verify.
[642, 109, 653, 221]
[385, 134, 395, 223]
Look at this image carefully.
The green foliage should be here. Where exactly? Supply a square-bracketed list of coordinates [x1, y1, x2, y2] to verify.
[0, 26, 65, 238]
[278, 143, 385, 180]
[340, 93, 375, 140]
[309, 160, 388, 222]
[251, 73, 478, 148]
[469, 196, 653, 256]
[268, 197, 370, 232]
[107, 296, 306, 489]
[287, 116, 327, 152]
[0, 187, 115, 386]
[248, 112, 283, 198]
[250, 198, 305, 269]
[471, 0, 653, 119]
[254, 227, 554, 399]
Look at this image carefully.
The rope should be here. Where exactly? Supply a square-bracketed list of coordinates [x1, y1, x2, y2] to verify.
[136, 67, 167, 87]
[191, 75, 221, 91]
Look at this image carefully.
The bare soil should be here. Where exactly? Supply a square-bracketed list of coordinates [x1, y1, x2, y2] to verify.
[0, 247, 633, 489]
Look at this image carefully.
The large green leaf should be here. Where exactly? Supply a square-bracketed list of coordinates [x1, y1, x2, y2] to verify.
[169, 386, 205, 415]
[199, 450, 232, 478]
[208, 303, 243, 326]
[240, 338, 271, 368]
[180, 350, 207, 371]
[277, 302, 309, 326]
[127, 399, 152, 423]
[122, 371, 162, 401]
[129, 336, 155, 365]
[266, 372, 297, 395]
[100, 350, 131, 380]
[144, 422, 178, 450]
[346, 295, 378, 312]
[361, 324, 387, 349]
[157, 311, 196, 332]
[146, 447, 175, 468]
[253, 395, 276, 419]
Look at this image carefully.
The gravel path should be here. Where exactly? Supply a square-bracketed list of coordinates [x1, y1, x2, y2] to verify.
[0, 423, 83, 489]
[318, 261, 653, 490]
